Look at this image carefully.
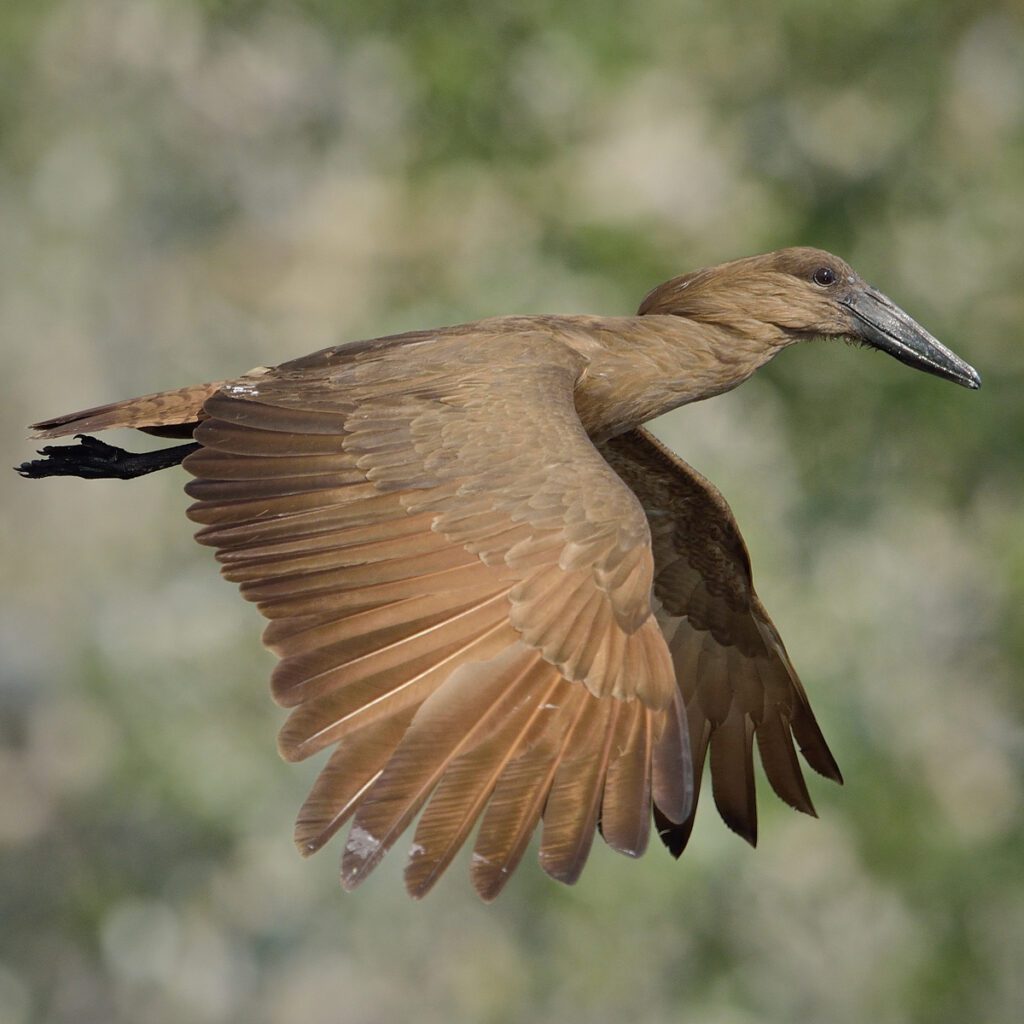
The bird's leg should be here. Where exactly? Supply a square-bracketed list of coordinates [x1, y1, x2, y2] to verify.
[15, 434, 200, 480]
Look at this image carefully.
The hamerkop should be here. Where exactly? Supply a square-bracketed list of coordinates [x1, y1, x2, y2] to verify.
[19, 247, 979, 899]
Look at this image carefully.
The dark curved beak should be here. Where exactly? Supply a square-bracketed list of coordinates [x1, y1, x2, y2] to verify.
[841, 287, 981, 390]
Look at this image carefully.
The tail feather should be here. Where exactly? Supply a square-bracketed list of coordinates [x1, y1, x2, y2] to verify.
[30, 381, 228, 439]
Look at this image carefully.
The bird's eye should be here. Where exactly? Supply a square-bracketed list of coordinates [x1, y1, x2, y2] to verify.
[812, 266, 837, 286]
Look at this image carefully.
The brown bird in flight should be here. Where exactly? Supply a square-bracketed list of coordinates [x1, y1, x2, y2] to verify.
[19, 247, 979, 900]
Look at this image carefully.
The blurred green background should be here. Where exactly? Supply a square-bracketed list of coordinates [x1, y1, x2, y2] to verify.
[3, 1, 1023, 1022]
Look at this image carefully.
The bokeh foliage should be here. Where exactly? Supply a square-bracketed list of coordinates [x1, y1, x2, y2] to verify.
[2, 1, 1022, 1022]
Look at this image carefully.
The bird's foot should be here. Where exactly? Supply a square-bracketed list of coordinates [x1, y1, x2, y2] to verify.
[15, 434, 199, 480]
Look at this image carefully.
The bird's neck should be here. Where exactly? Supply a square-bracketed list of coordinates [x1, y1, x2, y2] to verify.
[566, 314, 789, 439]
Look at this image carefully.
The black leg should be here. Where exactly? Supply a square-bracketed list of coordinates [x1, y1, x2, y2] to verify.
[15, 435, 200, 480]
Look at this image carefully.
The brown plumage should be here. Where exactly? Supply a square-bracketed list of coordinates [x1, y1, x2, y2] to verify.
[19, 247, 979, 899]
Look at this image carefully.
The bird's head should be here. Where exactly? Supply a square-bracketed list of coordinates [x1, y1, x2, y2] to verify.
[638, 246, 981, 389]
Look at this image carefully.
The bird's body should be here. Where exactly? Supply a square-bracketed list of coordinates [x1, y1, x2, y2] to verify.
[19, 247, 979, 899]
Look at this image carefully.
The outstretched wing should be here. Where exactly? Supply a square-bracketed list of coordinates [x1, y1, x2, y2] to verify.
[183, 330, 690, 899]
[599, 427, 842, 854]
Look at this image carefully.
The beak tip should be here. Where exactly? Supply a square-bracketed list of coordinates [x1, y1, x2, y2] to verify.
[961, 367, 982, 390]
